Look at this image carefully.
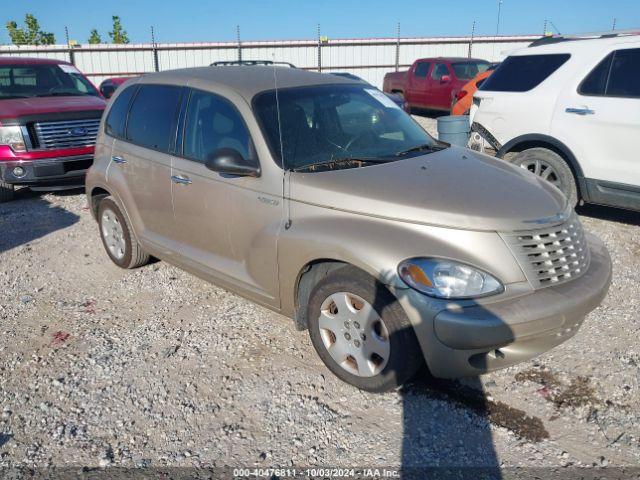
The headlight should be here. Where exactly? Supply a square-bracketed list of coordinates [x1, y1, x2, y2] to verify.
[398, 258, 504, 299]
[0, 126, 26, 152]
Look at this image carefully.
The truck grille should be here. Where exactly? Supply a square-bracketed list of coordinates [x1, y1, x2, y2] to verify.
[502, 213, 590, 288]
[33, 118, 100, 150]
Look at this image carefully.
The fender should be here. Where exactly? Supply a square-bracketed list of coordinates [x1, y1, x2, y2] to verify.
[496, 133, 585, 180]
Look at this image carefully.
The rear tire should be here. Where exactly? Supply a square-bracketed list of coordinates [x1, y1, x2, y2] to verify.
[510, 147, 578, 207]
[0, 181, 15, 203]
[98, 197, 149, 269]
[307, 266, 424, 392]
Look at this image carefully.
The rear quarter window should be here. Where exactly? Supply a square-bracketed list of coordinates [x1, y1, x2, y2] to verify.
[480, 54, 570, 92]
[579, 48, 640, 98]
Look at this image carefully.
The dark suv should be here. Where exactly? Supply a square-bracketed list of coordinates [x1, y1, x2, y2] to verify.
[0, 57, 106, 202]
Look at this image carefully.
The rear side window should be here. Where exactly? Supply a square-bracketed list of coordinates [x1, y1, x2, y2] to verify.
[183, 89, 253, 163]
[480, 54, 570, 92]
[126, 84, 182, 152]
[431, 63, 450, 81]
[579, 48, 640, 98]
[579, 53, 613, 96]
[105, 85, 137, 139]
[414, 62, 430, 78]
[607, 48, 640, 98]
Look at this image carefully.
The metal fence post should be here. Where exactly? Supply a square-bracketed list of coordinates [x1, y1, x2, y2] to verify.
[237, 25, 242, 62]
[65, 26, 75, 65]
[395, 23, 400, 72]
[317, 24, 322, 72]
[151, 26, 160, 72]
[468, 20, 475, 58]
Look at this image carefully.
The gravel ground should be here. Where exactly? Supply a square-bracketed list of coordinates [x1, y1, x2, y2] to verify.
[0, 116, 638, 470]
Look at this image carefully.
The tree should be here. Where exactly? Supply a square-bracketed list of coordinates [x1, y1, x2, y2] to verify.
[88, 29, 102, 44]
[108, 16, 129, 44]
[5, 14, 55, 45]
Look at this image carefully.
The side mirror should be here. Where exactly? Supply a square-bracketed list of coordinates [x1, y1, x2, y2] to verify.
[441, 75, 452, 84]
[204, 148, 260, 177]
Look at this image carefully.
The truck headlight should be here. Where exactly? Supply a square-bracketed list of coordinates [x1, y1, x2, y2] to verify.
[398, 258, 504, 299]
[0, 126, 26, 152]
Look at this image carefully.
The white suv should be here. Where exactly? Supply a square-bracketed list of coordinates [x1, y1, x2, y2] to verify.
[469, 31, 640, 211]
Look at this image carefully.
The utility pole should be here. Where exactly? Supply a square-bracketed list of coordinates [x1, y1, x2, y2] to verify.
[492, 0, 503, 60]
[395, 22, 400, 71]
[543, 19, 548, 36]
[237, 25, 242, 63]
[612, 18, 617, 31]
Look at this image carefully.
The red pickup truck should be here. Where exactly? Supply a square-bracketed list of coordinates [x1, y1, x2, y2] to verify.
[383, 57, 491, 112]
[0, 57, 106, 202]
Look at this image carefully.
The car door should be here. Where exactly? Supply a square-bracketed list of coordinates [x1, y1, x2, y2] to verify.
[108, 83, 182, 252]
[553, 46, 640, 190]
[405, 61, 430, 107]
[171, 88, 282, 307]
[428, 62, 453, 110]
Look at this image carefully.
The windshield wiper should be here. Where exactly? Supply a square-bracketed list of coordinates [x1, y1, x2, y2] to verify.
[0, 94, 32, 99]
[292, 157, 389, 173]
[394, 143, 446, 157]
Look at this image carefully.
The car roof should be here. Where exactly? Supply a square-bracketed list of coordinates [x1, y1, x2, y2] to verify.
[0, 56, 70, 66]
[415, 57, 489, 63]
[511, 32, 640, 56]
[136, 66, 360, 100]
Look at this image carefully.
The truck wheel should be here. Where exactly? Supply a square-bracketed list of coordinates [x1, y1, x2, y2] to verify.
[0, 181, 15, 203]
[307, 266, 423, 392]
[510, 147, 578, 207]
[98, 197, 149, 269]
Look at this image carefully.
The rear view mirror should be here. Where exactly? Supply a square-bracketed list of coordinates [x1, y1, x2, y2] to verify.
[441, 75, 452, 83]
[204, 148, 260, 177]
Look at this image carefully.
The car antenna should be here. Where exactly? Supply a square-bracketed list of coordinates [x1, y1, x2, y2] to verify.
[273, 55, 292, 230]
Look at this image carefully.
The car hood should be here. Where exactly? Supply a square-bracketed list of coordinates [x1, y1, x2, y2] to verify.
[0, 95, 106, 122]
[289, 146, 568, 232]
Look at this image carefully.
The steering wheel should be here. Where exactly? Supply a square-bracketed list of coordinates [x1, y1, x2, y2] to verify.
[46, 85, 68, 94]
[343, 130, 376, 152]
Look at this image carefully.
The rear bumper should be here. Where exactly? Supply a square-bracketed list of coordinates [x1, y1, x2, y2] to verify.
[398, 233, 611, 378]
[0, 155, 93, 187]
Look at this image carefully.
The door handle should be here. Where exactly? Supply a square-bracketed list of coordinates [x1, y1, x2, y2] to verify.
[171, 175, 192, 185]
[111, 155, 127, 164]
[566, 107, 595, 116]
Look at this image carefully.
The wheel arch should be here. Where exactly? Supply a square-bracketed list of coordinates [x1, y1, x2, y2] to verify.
[293, 258, 387, 331]
[496, 134, 585, 184]
[89, 186, 111, 220]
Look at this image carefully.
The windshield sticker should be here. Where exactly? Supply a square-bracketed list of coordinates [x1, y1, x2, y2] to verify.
[364, 88, 401, 110]
[58, 64, 81, 75]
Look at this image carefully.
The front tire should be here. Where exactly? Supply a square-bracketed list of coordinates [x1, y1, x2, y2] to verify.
[510, 147, 578, 206]
[0, 181, 15, 203]
[307, 266, 423, 392]
[98, 197, 149, 269]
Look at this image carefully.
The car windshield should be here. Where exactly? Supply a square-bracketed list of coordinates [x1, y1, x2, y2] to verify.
[253, 84, 439, 171]
[451, 61, 491, 80]
[0, 64, 99, 100]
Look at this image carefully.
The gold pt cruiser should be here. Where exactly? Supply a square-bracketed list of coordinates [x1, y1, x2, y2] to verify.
[86, 67, 611, 392]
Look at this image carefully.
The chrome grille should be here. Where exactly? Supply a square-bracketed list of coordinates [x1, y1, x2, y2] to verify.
[33, 118, 100, 150]
[502, 214, 590, 288]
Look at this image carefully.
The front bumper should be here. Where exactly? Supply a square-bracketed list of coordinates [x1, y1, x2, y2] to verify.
[396, 233, 611, 378]
[0, 155, 93, 188]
